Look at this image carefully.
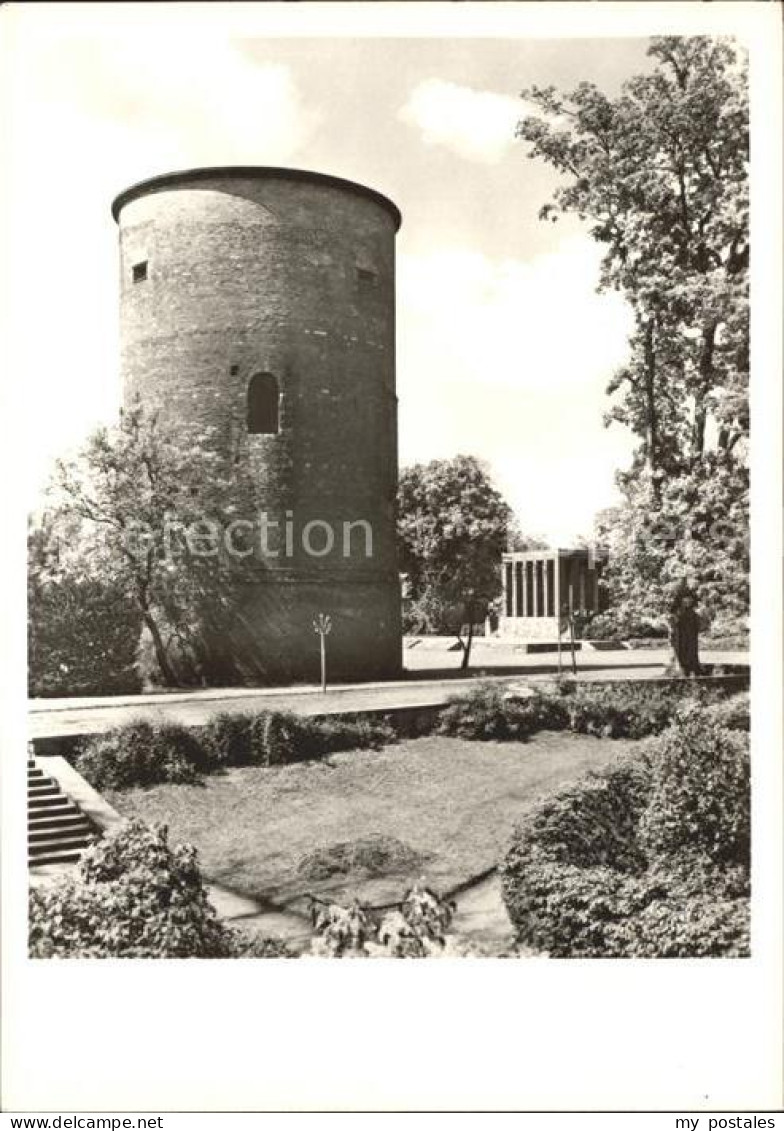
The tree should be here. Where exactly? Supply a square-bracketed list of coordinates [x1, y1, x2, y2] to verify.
[397, 455, 513, 669]
[518, 36, 748, 673]
[28, 516, 141, 695]
[45, 404, 257, 688]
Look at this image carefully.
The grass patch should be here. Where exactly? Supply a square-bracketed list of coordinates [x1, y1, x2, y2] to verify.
[108, 731, 626, 908]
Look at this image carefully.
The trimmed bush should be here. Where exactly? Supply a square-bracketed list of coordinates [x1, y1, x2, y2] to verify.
[437, 678, 737, 745]
[29, 820, 234, 958]
[500, 713, 750, 957]
[703, 691, 750, 732]
[437, 681, 568, 741]
[640, 711, 750, 867]
[75, 720, 208, 789]
[78, 710, 395, 789]
[501, 857, 749, 958]
[564, 681, 727, 740]
[200, 712, 257, 766]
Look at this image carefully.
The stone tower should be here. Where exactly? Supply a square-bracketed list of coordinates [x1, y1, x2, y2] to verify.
[112, 166, 402, 683]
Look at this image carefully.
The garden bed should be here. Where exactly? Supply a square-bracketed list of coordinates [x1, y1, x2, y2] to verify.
[108, 731, 627, 909]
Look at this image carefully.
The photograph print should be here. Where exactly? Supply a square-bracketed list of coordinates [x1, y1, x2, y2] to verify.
[15, 13, 756, 963]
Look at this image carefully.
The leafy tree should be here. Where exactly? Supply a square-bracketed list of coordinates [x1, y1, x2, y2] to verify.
[28, 516, 141, 695]
[29, 820, 235, 958]
[518, 36, 749, 673]
[44, 404, 257, 688]
[397, 455, 513, 669]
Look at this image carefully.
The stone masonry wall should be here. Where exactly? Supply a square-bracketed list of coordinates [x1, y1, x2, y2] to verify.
[115, 169, 402, 682]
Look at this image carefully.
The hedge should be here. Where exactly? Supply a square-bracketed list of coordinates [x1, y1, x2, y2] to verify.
[75, 710, 395, 790]
[500, 713, 750, 957]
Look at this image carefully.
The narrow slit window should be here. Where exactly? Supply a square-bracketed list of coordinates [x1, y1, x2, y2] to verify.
[357, 266, 377, 285]
[247, 372, 279, 435]
[132, 261, 148, 283]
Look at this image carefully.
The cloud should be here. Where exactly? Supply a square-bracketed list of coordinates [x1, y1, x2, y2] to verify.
[398, 237, 633, 395]
[399, 78, 524, 163]
[397, 238, 636, 542]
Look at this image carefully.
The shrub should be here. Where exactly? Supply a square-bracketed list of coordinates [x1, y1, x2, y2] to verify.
[703, 691, 750, 732]
[297, 836, 423, 881]
[501, 857, 749, 958]
[79, 710, 395, 788]
[200, 712, 257, 766]
[29, 820, 234, 958]
[75, 720, 208, 789]
[640, 712, 750, 867]
[437, 681, 515, 740]
[501, 749, 652, 884]
[564, 681, 712, 739]
[500, 713, 750, 957]
[438, 681, 568, 741]
[309, 882, 457, 958]
[437, 678, 736, 744]
[258, 711, 393, 765]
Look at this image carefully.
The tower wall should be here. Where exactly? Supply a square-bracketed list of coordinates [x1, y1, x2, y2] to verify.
[113, 167, 402, 682]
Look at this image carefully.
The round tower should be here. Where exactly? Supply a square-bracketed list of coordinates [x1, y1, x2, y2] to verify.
[112, 166, 402, 683]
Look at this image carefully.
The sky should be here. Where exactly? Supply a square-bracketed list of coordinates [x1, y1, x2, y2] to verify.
[1, 15, 661, 545]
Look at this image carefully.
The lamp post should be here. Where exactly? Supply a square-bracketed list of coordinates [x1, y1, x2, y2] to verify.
[313, 613, 332, 693]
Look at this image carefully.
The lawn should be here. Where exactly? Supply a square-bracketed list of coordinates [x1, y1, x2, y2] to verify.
[108, 731, 631, 910]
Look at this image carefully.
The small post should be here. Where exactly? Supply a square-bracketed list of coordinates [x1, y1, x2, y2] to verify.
[557, 604, 564, 678]
[313, 613, 332, 693]
[568, 583, 578, 675]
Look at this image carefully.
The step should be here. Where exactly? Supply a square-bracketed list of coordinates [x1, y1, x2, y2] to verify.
[28, 767, 46, 779]
[29, 848, 85, 866]
[27, 791, 71, 809]
[28, 818, 94, 842]
[28, 795, 72, 810]
[28, 806, 82, 827]
[29, 832, 96, 857]
[28, 782, 60, 797]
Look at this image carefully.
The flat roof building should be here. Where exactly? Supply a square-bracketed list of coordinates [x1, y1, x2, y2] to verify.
[499, 547, 608, 641]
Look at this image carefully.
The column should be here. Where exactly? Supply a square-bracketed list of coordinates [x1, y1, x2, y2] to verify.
[543, 554, 549, 622]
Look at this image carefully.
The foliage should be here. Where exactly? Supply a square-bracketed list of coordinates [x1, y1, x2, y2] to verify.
[520, 37, 749, 672]
[501, 856, 749, 958]
[77, 710, 396, 789]
[702, 691, 749, 732]
[437, 677, 736, 743]
[200, 711, 257, 766]
[309, 883, 457, 958]
[75, 720, 207, 790]
[47, 403, 258, 689]
[500, 713, 750, 957]
[29, 820, 234, 958]
[639, 710, 750, 866]
[297, 836, 423, 881]
[397, 455, 513, 669]
[250, 711, 394, 767]
[28, 519, 142, 695]
[437, 681, 568, 741]
[229, 932, 298, 958]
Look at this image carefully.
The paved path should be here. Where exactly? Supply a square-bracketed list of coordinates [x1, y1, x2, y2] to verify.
[28, 648, 748, 741]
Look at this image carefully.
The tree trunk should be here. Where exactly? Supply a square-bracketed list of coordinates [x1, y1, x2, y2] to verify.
[137, 594, 179, 687]
[460, 605, 476, 671]
[643, 315, 659, 485]
[665, 600, 701, 677]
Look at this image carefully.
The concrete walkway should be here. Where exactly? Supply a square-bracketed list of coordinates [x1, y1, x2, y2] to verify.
[28, 648, 748, 742]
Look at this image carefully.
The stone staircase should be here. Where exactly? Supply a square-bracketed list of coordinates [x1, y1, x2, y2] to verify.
[28, 754, 100, 867]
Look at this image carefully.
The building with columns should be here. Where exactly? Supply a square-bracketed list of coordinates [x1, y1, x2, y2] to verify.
[499, 547, 608, 641]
